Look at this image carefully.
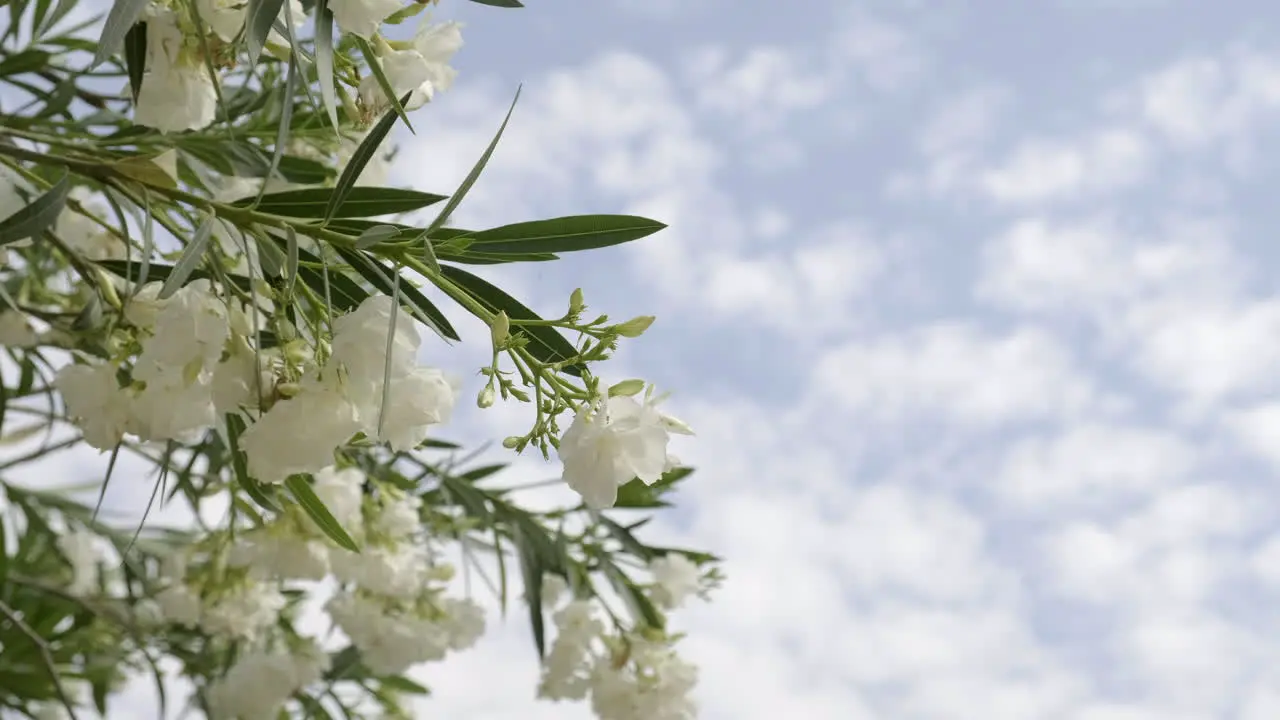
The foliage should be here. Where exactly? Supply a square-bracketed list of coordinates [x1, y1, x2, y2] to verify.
[0, 0, 720, 717]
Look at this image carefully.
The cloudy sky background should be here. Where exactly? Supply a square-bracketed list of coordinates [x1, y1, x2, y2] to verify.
[387, 1, 1280, 718]
[12, 0, 1280, 717]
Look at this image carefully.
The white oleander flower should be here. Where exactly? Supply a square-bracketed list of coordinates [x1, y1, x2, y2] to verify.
[195, 0, 248, 42]
[55, 360, 133, 450]
[56, 529, 101, 596]
[558, 389, 671, 509]
[405, 19, 463, 109]
[330, 0, 404, 39]
[134, 9, 217, 133]
[648, 553, 701, 609]
[240, 382, 362, 483]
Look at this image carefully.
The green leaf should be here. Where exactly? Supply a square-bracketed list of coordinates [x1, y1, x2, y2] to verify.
[513, 525, 546, 658]
[243, 0, 286, 67]
[439, 265, 582, 374]
[286, 475, 360, 552]
[123, 21, 146, 102]
[600, 558, 664, 630]
[0, 171, 69, 246]
[334, 247, 459, 341]
[93, 0, 150, 66]
[96, 260, 253, 293]
[467, 215, 667, 255]
[225, 414, 280, 513]
[324, 94, 409, 223]
[379, 676, 430, 695]
[599, 515, 655, 562]
[276, 155, 334, 185]
[613, 466, 691, 508]
[235, 187, 445, 219]
[255, 52, 298, 207]
[158, 212, 215, 299]
[417, 86, 521, 259]
[355, 224, 400, 248]
[354, 35, 414, 134]
[284, 225, 299, 289]
[0, 50, 50, 77]
[469, 0, 524, 6]
[292, 246, 367, 311]
[314, 0, 339, 132]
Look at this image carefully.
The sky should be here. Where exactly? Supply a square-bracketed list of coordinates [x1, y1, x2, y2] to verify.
[12, 0, 1280, 718]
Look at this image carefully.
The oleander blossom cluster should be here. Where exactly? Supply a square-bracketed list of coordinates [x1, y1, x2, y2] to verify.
[129, 0, 463, 133]
[139, 463, 485, 716]
[538, 553, 706, 720]
[239, 295, 458, 482]
[56, 282, 457, 481]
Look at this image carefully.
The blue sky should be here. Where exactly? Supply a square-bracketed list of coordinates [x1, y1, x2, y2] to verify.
[374, 1, 1280, 718]
[12, 0, 1280, 717]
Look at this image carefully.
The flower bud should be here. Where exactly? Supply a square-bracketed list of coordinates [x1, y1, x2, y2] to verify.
[614, 315, 655, 338]
[477, 384, 496, 408]
[569, 288, 585, 315]
[490, 311, 510, 347]
[502, 436, 522, 449]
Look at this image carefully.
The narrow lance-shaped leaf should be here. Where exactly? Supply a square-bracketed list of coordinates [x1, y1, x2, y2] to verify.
[243, 0, 286, 67]
[123, 21, 146, 102]
[469, 0, 524, 6]
[0, 171, 69, 247]
[324, 93, 412, 223]
[254, 51, 298, 209]
[466, 215, 668, 255]
[158, 212, 216, 299]
[314, 0, 339, 132]
[514, 525, 546, 658]
[354, 34, 414, 134]
[286, 475, 360, 552]
[439, 264, 582, 374]
[93, 0, 151, 66]
[416, 85, 521, 262]
[236, 187, 445, 219]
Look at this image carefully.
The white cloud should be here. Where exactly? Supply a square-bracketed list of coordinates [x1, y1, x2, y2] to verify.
[996, 423, 1196, 508]
[815, 322, 1100, 427]
[980, 128, 1152, 204]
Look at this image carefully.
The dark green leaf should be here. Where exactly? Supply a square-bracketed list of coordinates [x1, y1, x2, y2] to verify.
[286, 475, 359, 552]
[314, 0, 339, 131]
[158, 212, 215, 299]
[460, 463, 506, 483]
[469, 0, 524, 6]
[0, 171, 69, 247]
[0, 50, 50, 77]
[513, 525, 545, 658]
[276, 155, 334, 185]
[380, 675, 430, 695]
[236, 187, 446, 219]
[244, 0, 286, 67]
[96, 260, 253, 293]
[93, 0, 150, 66]
[600, 559, 664, 630]
[439, 265, 581, 374]
[467, 215, 667, 255]
[334, 247, 459, 340]
[123, 22, 146, 102]
[325, 94, 410, 223]
[292, 246, 367, 311]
